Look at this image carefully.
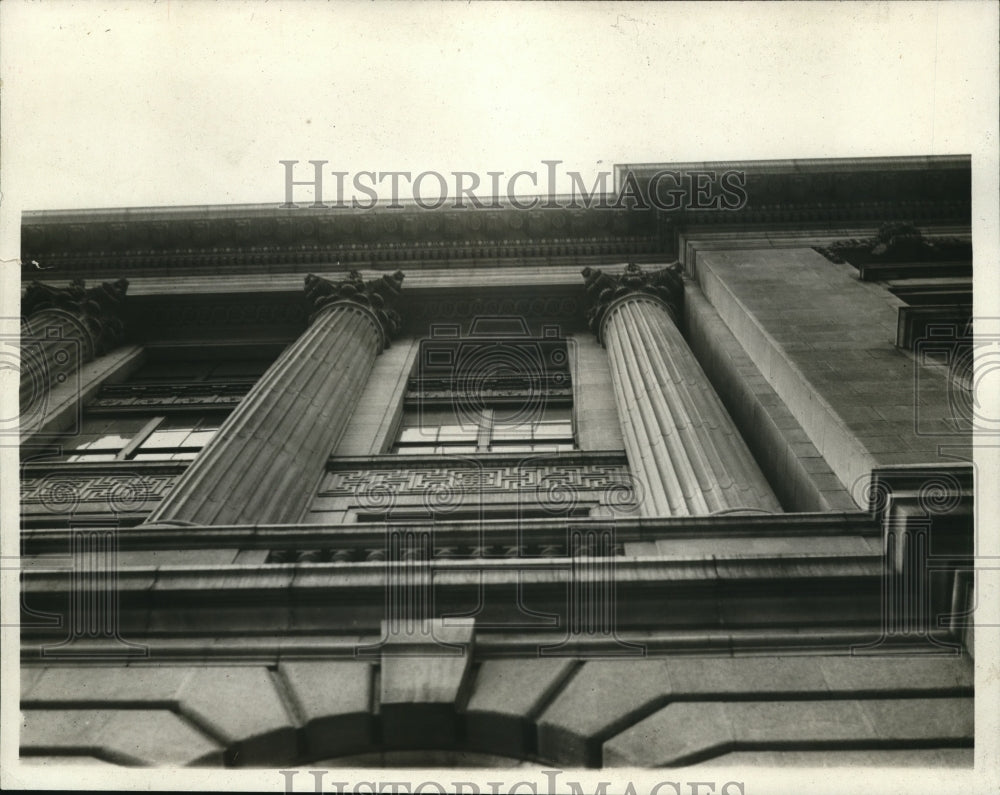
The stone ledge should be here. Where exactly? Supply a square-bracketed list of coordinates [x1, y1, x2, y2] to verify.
[21, 510, 879, 557]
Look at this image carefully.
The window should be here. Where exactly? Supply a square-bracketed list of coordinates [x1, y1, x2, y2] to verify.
[91, 353, 276, 408]
[54, 413, 227, 462]
[392, 333, 576, 455]
[393, 404, 575, 454]
[34, 347, 280, 463]
[123, 356, 273, 384]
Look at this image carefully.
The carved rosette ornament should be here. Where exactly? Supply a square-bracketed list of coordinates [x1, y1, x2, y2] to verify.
[582, 262, 683, 341]
[22, 278, 130, 354]
[580, 262, 780, 517]
[304, 270, 404, 344]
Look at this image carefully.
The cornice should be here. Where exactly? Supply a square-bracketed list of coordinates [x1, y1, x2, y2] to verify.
[18, 626, 958, 662]
[20, 205, 662, 279]
[19, 156, 971, 280]
[19, 551, 886, 644]
[21, 510, 875, 556]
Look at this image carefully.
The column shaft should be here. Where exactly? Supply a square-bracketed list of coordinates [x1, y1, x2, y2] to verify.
[603, 293, 781, 517]
[146, 301, 385, 527]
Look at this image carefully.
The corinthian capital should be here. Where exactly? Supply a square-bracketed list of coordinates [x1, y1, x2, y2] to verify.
[304, 269, 406, 339]
[21, 278, 130, 353]
[581, 262, 683, 340]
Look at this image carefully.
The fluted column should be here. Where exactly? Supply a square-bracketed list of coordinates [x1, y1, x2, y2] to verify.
[20, 279, 129, 420]
[583, 263, 780, 517]
[145, 270, 405, 527]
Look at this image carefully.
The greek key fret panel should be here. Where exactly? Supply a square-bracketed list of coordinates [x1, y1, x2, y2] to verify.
[21, 471, 182, 515]
[323, 464, 633, 496]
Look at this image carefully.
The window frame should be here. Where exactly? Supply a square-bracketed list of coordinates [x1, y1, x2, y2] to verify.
[51, 412, 228, 463]
[391, 403, 576, 455]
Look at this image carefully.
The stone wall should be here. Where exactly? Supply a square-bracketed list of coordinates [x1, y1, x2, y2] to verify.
[21, 653, 973, 768]
[690, 246, 970, 505]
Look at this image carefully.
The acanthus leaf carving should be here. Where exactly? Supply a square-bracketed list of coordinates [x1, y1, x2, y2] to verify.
[581, 261, 683, 340]
[22, 278, 130, 353]
[304, 269, 405, 339]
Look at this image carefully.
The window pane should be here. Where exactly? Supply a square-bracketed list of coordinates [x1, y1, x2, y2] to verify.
[194, 416, 225, 431]
[207, 359, 272, 379]
[491, 423, 534, 440]
[533, 421, 573, 439]
[65, 452, 118, 462]
[79, 430, 133, 450]
[183, 429, 217, 447]
[394, 445, 437, 455]
[398, 427, 435, 443]
[141, 428, 194, 449]
[77, 416, 151, 435]
[67, 416, 137, 449]
[437, 424, 478, 441]
[435, 444, 477, 453]
[140, 416, 204, 449]
[129, 360, 206, 382]
[64, 434, 102, 451]
[541, 406, 572, 422]
[400, 408, 459, 428]
[53, 416, 155, 458]
[489, 443, 535, 453]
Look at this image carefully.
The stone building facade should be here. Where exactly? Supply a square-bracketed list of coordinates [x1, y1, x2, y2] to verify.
[17, 156, 975, 768]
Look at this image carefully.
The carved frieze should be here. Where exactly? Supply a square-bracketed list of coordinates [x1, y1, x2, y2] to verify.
[406, 372, 572, 402]
[88, 381, 250, 410]
[321, 462, 635, 499]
